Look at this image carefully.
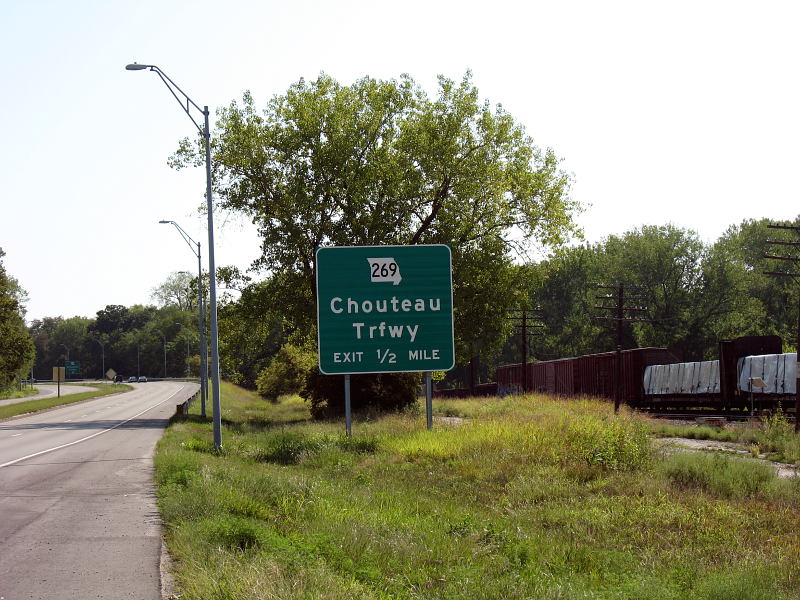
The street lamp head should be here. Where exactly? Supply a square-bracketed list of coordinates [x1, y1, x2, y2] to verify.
[158, 220, 174, 224]
[125, 63, 151, 71]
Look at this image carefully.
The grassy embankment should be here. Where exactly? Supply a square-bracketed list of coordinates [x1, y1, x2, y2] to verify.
[156, 384, 800, 599]
[0, 383, 132, 420]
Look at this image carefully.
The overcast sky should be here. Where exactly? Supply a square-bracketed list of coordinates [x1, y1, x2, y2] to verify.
[2, 0, 798, 324]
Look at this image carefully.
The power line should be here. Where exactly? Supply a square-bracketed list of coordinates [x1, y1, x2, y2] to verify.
[594, 283, 652, 413]
[763, 223, 800, 433]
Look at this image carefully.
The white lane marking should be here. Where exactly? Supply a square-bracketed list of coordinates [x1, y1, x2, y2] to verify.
[0, 386, 188, 469]
[11, 434, 22, 437]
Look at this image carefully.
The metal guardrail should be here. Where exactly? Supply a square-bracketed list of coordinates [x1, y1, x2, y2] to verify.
[175, 391, 199, 416]
[21, 377, 201, 384]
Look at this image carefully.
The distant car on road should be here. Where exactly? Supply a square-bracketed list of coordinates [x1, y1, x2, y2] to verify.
[138, 376, 148, 383]
[127, 376, 137, 383]
[113, 374, 123, 383]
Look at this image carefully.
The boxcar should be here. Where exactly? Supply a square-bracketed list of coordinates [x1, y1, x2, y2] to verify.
[497, 347, 680, 403]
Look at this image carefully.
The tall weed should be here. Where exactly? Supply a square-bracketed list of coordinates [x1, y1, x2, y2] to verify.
[565, 415, 651, 471]
[660, 452, 780, 499]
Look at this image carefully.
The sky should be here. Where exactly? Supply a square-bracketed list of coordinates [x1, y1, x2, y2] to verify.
[2, 0, 798, 324]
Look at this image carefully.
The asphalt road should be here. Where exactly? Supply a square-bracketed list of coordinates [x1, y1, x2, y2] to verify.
[0, 381, 199, 599]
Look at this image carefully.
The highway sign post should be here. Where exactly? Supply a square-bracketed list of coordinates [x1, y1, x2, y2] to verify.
[316, 245, 455, 433]
[52, 366, 65, 397]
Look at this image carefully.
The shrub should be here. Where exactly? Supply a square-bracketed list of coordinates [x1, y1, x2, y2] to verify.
[566, 416, 651, 471]
[301, 371, 421, 419]
[255, 344, 317, 401]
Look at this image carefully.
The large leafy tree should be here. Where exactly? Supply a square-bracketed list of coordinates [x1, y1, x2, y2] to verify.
[599, 225, 708, 356]
[0, 248, 35, 388]
[529, 243, 608, 359]
[173, 72, 580, 363]
[150, 271, 196, 311]
[711, 217, 800, 349]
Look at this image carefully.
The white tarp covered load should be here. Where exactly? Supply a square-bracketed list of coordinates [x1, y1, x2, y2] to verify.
[643, 360, 720, 395]
[738, 353, 797, 394]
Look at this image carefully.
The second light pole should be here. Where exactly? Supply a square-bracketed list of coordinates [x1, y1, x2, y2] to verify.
[153, 329, 167, 379]
[160, 221, 208, 416]
[128, 62, 222, 447]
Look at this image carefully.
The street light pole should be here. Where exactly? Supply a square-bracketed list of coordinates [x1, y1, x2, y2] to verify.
[153, 329, 167, 379]
[128, 62, 222, 447]
[91, 338, 105, 380]
[59, 344, 69, 379]
[175, 323, 190, 378]
[160, 221, 208, 415]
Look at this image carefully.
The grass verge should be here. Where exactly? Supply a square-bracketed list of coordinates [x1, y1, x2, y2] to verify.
[0, 387, 38, 400]
[0, 383, 132, 419]
[156, 385, 800, 599]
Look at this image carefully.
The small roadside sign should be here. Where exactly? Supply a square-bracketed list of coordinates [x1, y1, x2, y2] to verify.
[52, 366, 65, 398]
[106, 368, 117, 381]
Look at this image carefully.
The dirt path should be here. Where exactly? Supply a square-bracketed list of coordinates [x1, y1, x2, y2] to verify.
[655, 437, 799, 479]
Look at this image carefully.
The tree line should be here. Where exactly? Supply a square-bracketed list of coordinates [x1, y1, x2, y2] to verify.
[28, 303, 200, 381]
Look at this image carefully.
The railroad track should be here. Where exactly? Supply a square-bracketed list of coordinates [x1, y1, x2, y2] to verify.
[638, 409, 795, 422]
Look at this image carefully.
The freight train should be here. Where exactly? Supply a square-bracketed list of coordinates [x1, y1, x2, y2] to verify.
[494, 335, 796, 411]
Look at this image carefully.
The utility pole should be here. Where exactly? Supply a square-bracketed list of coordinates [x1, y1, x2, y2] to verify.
[763, 223, 800, 433]
[508, 308, 544, 393]
[595, 284, 651, 413]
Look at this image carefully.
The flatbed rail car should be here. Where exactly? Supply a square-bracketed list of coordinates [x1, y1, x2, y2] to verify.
[735, 352, 797, 411]
[497, 347, 680, 404]
[638, 335, 783, 410]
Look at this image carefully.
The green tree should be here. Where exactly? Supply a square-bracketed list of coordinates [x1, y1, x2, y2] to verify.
[600, 225, 707, 356]
[530, 243, 608, 359]
[150, 271, 195, 311]
[173, 72, 579, 364]
[0, 248, 35, 389]
[29, 316, 63, 379]
[217, 277, 285, 388]
[712, 217, 800, 349]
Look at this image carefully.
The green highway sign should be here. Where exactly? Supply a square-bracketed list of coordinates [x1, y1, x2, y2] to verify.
[316, 245, 455, 374]
[65, 360, 81, 376]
